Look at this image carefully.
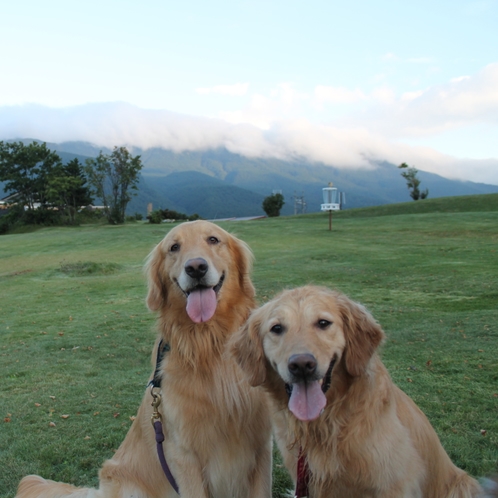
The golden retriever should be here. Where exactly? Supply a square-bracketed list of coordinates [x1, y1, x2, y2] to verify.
[231, 285, 483, 497]
[17, 220, 272, 498]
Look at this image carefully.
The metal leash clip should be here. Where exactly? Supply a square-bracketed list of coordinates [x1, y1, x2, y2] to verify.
[150, 386, 162, 426]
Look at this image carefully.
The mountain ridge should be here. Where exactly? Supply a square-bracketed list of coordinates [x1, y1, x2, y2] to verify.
[2, 139, 498, 218]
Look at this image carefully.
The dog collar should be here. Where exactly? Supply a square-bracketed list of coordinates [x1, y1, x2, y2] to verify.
[295, 447, 310, 498]
[148, 340, 170, 390]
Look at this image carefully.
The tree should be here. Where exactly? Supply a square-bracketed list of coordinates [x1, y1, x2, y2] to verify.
[0, 141, 62, 210]
[398, 163, 429, 201]
[85, 146, 143, 224]
[63, 158, 93, 208]
[45, 159, 93, 224]
[262, 193, 285, 217]
[0, 141, 95, 229]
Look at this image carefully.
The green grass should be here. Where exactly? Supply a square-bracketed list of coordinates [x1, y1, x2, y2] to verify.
[334, 192, 498, 218]
[58, 261, 123, 276]
[1, 196, 498, 496]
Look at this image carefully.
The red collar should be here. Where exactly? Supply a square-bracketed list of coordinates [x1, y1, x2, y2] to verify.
[295, 447, 310, 497]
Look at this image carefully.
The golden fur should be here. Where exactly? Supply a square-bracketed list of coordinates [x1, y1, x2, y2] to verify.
[231, 285, 483, 498]
[17, 220, 272, 498]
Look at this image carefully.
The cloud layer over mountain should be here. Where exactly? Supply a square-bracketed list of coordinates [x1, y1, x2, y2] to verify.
[0, 96, 497, 186]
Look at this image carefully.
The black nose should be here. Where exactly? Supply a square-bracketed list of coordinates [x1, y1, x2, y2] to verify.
[288, 353, 317, 381]
[185, 258, 209, 280]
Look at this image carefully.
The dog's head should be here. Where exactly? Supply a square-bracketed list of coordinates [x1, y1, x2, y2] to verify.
[145, 220, 254, 324]
[231, 285, 384, 421]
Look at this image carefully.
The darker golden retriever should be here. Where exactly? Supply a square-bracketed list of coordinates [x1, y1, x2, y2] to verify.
[231, 285, 483, 497]
[17, 220, 272, 498]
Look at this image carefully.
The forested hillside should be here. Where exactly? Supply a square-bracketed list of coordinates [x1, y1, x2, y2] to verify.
[2, 140, 497, 219]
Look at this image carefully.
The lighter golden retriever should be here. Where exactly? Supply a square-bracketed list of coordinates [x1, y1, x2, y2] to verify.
[17, 220, 272, 498]
[231, 285, 483, 498]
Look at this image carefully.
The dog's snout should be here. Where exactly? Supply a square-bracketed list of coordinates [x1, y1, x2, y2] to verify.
[185, 258, 209, 280]
[288, 353, 317, 381]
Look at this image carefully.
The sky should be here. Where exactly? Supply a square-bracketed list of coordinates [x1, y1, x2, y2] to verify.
[1, 0, 497, 185]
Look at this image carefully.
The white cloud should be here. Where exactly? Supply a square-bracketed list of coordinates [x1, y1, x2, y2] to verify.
[418, 63, 498, 123]
[1, 101, 497, 186]
[313, 85, 366, 105]
[195, 83, 249, 96]
[401, 90, 424, 102]
[1, 63, 498, 187]
[450, 76, 471, 83]
[370, 86, 397, 105]
[349, 62, 498, 136]
[220, 83, 309, 129]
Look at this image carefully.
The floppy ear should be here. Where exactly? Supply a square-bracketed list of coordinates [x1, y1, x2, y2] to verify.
[227, 235, 256, 300]
[338, 294, 385, 377]
[144, 243, 167, 311]
[230, 312, 266, 387]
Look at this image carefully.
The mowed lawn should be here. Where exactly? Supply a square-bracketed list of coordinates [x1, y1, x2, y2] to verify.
[1, 197, 497, 496]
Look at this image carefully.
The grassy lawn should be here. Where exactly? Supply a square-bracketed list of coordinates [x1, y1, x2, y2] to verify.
[1, 197, 497, 496]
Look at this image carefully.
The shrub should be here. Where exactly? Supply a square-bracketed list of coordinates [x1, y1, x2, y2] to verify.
[262, 193, 285, 217]
[147, 209, 200, 224]
[147, 210, 163, 224]
[125, 213, 144, 222]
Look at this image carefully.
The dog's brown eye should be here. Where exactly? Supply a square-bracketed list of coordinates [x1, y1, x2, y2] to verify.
[270, 324, 284, 335]
[170, 243, 180, 252]
[317, 319, 332, 330]
[208, 236, 219, 245]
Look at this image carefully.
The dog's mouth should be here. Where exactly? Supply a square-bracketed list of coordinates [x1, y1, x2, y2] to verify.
[285, 356, 336, 422]
[176, 273, 225, 323]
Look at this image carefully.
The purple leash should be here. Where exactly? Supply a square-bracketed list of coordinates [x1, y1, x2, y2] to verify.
[153, 419, 180, 495]
[149, 340, 180, 495]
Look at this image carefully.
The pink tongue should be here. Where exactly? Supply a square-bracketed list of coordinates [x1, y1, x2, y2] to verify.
[288, 381, 327, 421]
[186, 288, 217, 323]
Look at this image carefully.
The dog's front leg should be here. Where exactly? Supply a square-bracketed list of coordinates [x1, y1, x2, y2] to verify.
[250, 440, 273, 498]
[167, 451, 209, 498]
